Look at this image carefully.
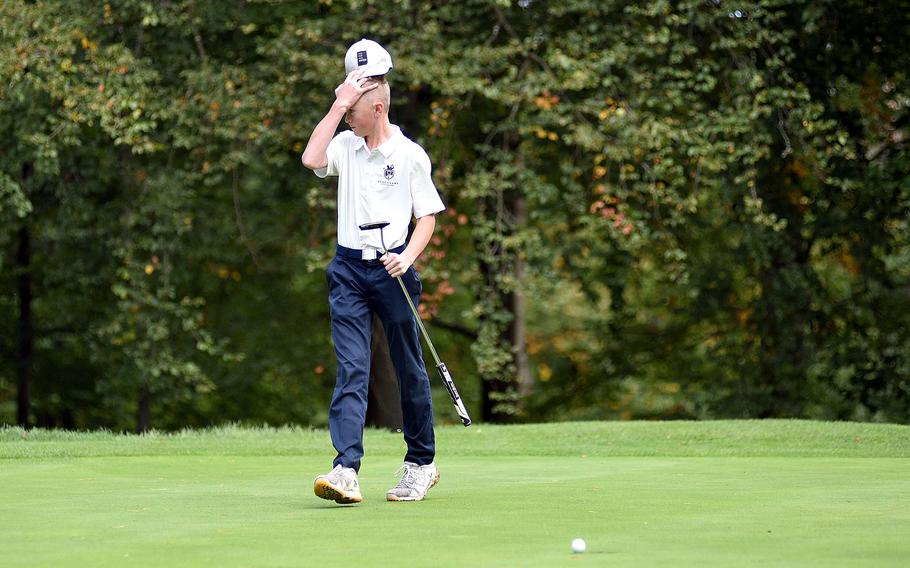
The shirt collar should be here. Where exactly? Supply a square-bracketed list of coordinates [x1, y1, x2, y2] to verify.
[355, 125, 404, 158]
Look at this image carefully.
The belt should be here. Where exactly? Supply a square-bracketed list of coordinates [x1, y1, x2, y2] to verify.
[336, 243, 406, 265]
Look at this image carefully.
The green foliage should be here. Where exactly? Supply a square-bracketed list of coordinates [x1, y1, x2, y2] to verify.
[1, 0, 908, 428]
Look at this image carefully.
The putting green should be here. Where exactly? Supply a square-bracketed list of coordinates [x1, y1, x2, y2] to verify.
[2, 421, 908, 567]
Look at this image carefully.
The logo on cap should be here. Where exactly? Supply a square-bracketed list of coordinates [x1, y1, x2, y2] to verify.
[357, 50, 368, 66]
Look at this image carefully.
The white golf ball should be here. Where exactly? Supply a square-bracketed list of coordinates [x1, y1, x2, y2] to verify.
[571, 538, 586, 553]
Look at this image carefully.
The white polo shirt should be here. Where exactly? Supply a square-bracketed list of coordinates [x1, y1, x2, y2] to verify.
[314, 125, 445, 259]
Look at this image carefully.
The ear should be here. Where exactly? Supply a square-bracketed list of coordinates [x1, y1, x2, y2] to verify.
[373, 100, 384, 116]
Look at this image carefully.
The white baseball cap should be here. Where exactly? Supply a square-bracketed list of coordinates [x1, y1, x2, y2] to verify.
[344, 38, 393, 77]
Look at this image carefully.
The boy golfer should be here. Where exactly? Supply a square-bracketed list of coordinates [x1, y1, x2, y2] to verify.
[301, 39, 444, 504]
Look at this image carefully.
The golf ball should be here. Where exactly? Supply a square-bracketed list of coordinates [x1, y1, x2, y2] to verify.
[571, 538, 586, 553]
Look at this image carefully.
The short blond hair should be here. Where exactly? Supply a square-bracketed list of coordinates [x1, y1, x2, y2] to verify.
[362, 77, 391, 114]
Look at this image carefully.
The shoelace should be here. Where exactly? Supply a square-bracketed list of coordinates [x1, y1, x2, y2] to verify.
[393, 464, 429, 489]
[330, 465, 356, 489]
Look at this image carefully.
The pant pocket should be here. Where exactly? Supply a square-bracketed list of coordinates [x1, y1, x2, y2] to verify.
[404, 266, 423, 297]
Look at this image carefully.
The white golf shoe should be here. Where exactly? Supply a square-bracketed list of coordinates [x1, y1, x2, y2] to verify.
[314, 465, 363, 504]
[386, 462, 439, 501]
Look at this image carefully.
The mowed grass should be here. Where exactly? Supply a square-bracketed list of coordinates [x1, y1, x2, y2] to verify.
[2, 421, 908, 567]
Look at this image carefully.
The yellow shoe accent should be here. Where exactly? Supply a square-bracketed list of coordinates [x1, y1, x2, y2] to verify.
[314, 467, 363, 504]
[314, 477, 363, 504]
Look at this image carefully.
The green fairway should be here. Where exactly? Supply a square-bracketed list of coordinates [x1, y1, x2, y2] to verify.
[2, 421, 909, 567]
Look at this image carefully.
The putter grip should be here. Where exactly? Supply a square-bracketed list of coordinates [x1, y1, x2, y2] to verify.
[436, 362, 472, 427]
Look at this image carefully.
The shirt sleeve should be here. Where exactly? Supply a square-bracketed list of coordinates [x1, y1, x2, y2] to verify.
[410, 147, 445, 218]
[313, 132, 348, 178]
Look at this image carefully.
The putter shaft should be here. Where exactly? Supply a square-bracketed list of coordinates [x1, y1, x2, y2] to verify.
[396, 277, 440, 364]
[395, 276, 472, 427]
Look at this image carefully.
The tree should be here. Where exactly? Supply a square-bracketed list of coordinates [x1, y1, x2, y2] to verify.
[2, 0, 907, 429]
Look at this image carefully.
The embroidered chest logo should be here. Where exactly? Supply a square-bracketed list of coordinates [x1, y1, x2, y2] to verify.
[383, 164, 395, 180]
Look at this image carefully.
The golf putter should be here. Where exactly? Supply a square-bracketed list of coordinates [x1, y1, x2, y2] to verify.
[359, 222, 472, 427]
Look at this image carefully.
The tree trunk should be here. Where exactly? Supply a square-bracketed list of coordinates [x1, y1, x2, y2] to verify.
[511, 195, 533, 398]
[481, 375, 516, 422]
[476, 161, 531, 422]
[16, 226, 32, 428]
[478, 263, 520, 424]
[137, 383, 152, 433]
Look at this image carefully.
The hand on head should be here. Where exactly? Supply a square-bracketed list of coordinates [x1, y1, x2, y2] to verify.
[334, 69, 380, 110]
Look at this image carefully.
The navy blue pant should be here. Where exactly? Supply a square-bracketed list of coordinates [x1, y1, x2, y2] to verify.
[326, 245, 435, 472]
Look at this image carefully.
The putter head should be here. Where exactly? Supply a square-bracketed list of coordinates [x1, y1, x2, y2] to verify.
[358, 222, 390, 231]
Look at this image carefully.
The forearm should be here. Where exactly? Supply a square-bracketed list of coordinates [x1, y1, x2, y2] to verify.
[301, 103, 346, 170]
[402, 215, 437, 265]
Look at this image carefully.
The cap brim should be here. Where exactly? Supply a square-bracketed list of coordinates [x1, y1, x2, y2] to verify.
[346, 64, 392, 77]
